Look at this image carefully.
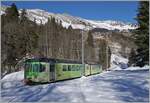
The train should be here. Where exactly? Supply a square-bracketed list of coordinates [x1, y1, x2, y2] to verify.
[24, 58, 102, 84]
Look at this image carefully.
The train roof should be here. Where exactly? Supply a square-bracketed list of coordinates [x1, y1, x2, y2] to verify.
[25, 58, 55, 63]
[25, 58, 82, 64]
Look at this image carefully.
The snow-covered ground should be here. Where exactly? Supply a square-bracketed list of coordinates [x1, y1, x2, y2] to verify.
[1, 66, 149, 103]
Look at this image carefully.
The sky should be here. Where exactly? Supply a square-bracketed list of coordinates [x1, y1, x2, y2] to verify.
[2, 1, 139, 23]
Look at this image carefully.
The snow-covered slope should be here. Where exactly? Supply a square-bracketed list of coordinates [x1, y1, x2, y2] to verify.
[1, 70, 24, 82]
[1, 5, 137, 31]
[111, 54, 128, 66]
[110, 54, 150, 71]
[25, 9, 137, 31]
[110, 54, 128, 70]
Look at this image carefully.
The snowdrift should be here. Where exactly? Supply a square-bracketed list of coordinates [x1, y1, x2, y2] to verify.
[1, 71, 24, 89]
[1, 70, 24, 82]
[110, 54, 149, 71]
[126, 65, 150, 71]
[110, 54, 128, 70]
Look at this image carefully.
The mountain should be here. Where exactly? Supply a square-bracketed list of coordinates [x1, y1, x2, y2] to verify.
[1, 5, 137, 32]
[1, 5, 137, 72]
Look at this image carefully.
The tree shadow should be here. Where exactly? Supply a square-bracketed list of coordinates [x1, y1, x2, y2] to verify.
[90, 70, 149, 102]
[1, 70, 149, 102]
[1, 81, 86, 102]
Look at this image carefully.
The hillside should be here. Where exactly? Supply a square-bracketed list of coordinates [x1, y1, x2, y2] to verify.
[1, 5, 137, 57]
[1, 4, 136, 75]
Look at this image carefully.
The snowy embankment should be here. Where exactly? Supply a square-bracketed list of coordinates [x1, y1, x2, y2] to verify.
[110, 54, 128, 71]
[2, 70, 24, 82]
[1, 70, 24, 89]
[1, 65, 149, 102]
[109, 54, 150, 71]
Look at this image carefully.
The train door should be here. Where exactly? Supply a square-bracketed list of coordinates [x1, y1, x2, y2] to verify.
[36, 63, 49, 83]
[49, 64, 55, 81]
[81, 64, 85, 76]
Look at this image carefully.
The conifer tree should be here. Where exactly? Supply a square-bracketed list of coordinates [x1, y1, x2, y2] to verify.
[5, 3, 19, 23]
[2, 4, 39, 73]
[87, 31, 94, 47]
[20, 9, 28, 23]
[99, 39, 107, 70]
[130, 1, 149, 67]
[108, 46, 111, 68]
[128, 48, 137, 66]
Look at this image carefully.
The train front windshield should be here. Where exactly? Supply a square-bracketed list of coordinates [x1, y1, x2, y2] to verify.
[25, 62, 46, 71]
[24, 59, 56, 83]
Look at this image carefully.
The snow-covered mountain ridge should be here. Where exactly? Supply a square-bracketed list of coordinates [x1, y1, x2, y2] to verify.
[1, 5, 138, 31]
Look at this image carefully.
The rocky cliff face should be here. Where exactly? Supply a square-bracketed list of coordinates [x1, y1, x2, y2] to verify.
[91, 28, 136, 59]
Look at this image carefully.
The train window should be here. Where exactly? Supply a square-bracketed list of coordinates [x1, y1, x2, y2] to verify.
[79, 65, 81, 70]
[63, 65, 67, 71]
[74, 65, 79, 71]
[77, 65, 80, 71]
[32, 64, 39, 72]
[68, 65, 71, 71]
[39, 64, 46, 72]
[75, 65, 77, 71]
[79, 65, 83, 70]
[70, 65, 72, 71]
[78, 65, 81, 71]
[29, 64, 32, 72]
[72, 65, 75, 71]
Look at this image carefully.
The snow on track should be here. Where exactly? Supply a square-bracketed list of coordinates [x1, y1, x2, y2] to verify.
[1, 67, 149, 103]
